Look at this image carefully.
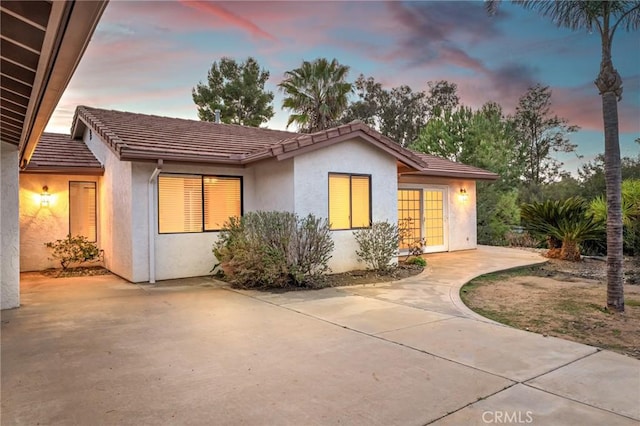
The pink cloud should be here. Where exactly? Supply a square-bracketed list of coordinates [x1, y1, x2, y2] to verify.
[178, 1, 276, 41]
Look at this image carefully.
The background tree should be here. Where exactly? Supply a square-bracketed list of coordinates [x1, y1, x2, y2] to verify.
[341, 75, 428, 146]
[411, 106, 473, 162]
[279, 58, 352, 133]
[426, 80, 460, 118]
[192, 57, 274, 126]
[412, 101, 525, 244]
[514, 84, 579, 188]
[489, 0, 640, 312]
[579, 154, 640, 199]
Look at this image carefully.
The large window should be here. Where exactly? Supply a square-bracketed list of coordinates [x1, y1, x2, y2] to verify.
[158, 175, 241, 234]
[69, 181, 97, 241]
[328, 173, 371, 230]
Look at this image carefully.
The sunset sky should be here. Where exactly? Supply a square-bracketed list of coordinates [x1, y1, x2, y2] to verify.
[48, 0, 639, 173]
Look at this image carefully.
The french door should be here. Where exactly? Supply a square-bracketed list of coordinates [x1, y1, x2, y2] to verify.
[398, 187, 448, 254]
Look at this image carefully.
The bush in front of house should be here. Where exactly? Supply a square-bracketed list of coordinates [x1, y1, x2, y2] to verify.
[354, 221, 399, 272]
[405, 256, 427, 268]
[45, 235, 102, 270]
[213, 211, 334, 289]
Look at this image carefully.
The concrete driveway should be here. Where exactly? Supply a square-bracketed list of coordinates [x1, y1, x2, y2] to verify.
[2, 246, 639, 425]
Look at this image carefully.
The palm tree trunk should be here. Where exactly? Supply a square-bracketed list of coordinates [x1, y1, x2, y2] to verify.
[595, 16, 624, 311]
[560, 239, 581, 262]
[601, 90, 624, 312]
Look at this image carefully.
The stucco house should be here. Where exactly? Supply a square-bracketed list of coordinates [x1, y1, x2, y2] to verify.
[20, 106, 497, 283]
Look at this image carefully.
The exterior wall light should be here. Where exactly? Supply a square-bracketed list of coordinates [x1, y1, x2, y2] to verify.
[459, 188, 468, 202]
[40, 186, 51, 207]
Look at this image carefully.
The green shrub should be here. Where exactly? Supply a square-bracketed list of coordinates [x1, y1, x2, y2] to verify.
[354, 221, 399, 272]
[405, 256, 427, 267]
[45, 235, 102, 270]
[398, 217, 425, 257]
[521, 197, 604, 261]
[212, 211, 334, 289]
[590, 179, 640, 256]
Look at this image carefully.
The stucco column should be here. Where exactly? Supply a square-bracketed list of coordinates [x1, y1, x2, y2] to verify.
[1, 142, 20, 309]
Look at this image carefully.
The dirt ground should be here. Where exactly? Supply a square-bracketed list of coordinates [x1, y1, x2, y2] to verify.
[462, 256, 640, 359]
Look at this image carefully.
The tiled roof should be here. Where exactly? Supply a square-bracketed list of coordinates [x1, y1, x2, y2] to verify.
[24, 133, 103, 174]
[72, 106, 298, 164]
[69, 105, 496, 180]
[408, 152, 499, 180]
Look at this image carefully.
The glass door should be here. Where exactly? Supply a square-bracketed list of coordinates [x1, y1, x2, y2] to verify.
[398, 189, 422, 251]
[423, 189, 448, 253]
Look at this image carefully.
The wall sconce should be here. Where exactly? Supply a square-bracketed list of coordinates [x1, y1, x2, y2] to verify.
[40, 186, 51, 207]
[459, 188, 469, 202]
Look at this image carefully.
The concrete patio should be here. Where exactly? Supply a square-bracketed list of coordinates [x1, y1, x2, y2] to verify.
[2, 246, 639, 425]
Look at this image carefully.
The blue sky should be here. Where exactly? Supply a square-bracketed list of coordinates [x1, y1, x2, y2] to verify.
[48, 0, 639, 173]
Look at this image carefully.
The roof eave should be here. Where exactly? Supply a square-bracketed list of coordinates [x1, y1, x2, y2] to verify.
[401, 170, 500, 181]
[21, 166, 104, 176]
[18, 1, 108, 167]
[120, 150, 242, 166]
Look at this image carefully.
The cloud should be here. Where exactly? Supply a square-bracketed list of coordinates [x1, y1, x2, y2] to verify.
[380, 1, 502, 72]
[552, 77, 640, 134]
[178, 1, 276, 41]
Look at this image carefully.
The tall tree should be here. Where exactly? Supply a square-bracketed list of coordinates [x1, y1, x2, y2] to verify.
[426, 80, 460, 118]
[192, 57, 274, 127]
[488, 1, 640, 313]
[412, 102, 525, 244]
[514, 84, 579, 186]
[341, 75, 429, 146]
[279, 58, 352, 133]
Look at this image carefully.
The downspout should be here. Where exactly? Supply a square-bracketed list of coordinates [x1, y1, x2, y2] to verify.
[148, 159, 163, 283]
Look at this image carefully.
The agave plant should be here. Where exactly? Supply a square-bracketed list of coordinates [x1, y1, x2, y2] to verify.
[521, 197, 604, 261]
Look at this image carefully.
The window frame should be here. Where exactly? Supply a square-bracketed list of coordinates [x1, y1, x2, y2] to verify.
[157, 173, 243, 235]
[68, 180, 98, 242]
[328, 172, 372, 231]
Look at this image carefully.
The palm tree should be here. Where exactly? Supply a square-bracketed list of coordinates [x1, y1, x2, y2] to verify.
[521, 197, 604, 261]
[279, 58, 352, 133]
[488, 1, 640, 312]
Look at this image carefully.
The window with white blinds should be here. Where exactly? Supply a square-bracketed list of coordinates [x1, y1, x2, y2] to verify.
[204, 177, 241, 231]
[328, 173, 371, 230]
[69, 181, 97, 241]
[158, 174, 242, 234]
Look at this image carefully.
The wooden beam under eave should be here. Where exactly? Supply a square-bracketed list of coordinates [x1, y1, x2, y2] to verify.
[19, 0, 108, 167]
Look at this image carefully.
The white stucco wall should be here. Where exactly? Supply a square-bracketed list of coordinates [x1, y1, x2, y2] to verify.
[83, 129, 134, 281]
[398, 175, 477, 252]
[19, 174, 101, 271]
[253, 158, 294, 212]
[1, 142, 20, 309]
[134, 162, 256, 282]
[293, 138, 399, 273]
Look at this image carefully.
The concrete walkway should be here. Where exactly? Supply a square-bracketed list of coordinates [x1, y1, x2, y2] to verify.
[2, 246, 639, 425]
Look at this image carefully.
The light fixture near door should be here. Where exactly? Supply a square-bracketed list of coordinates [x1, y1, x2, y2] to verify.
[459, 188, 468, 202]
[40, 186, 51, 207]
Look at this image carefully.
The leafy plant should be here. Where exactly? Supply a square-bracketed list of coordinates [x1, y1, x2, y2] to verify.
[405, 256, 427, 268]
[590, 179, 640, 255]
[45, 235, 102, 270]
[354, 221, 399, 272]
[398, 217, 425, 257]
[212, 211, 334, 289]
[521, 197, 604, 261]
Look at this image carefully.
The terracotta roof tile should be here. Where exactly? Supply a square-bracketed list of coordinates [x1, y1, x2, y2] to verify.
[25, 133, 103, 174]
[408, 151, 499, 180]
[65, 106, 496, 180]
[74, 106, 297, 162]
